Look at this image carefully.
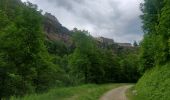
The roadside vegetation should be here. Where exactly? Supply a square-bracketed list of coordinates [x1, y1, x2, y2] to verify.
[126, 86, 136, 100]
[132, 0, 170, 99]
[11, 84, 123, 100]
[135, 64, 170, 100]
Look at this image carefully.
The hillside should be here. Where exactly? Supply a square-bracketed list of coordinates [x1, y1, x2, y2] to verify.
[134, 64, 170, 100]
[130, 0, 170, 100]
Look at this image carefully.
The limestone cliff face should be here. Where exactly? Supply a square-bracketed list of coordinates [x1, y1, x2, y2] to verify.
[43, 13, 72, 44]
[42, 13, 135, 51]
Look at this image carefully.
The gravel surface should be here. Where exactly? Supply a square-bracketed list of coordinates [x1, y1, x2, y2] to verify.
[100, 85, 133, 100]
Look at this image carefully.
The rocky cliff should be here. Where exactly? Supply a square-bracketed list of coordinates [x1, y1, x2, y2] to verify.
[43, 13, 72, 44]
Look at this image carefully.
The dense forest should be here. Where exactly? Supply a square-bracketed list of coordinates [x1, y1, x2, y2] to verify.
[0, 0, 140, 99]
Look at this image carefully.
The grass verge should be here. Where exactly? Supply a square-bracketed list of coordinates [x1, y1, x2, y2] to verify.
[11, 84, 124, 100]
[126, 85, 136, 100]
[134, 64, 170, 100]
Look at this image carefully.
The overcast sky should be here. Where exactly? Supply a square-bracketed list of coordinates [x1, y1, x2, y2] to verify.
[21, 0, 143, 43]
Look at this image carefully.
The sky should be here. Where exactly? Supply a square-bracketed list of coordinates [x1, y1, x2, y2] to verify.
[21, 0, 144, 43]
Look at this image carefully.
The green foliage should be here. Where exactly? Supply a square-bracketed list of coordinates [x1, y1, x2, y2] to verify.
[69, 30, 104, 84]
[0, 11, 9, 30]
[0, 1, 61, 98]
[99, 50, 120, 83]
[68, 30, 140, 85]
[139, 34, 156, 72]
[140, 0, 164, 33]
[11, 84, 122, 100]
[136, 0, 170, 100]
[139, 0, 165, 71]
[133, 41, 138, 47]
[126, 85, 136, 100]
[156, 0, 170, 64]
[45, 40, 68, 56]
[135, 64, 170, 100]
[0, 0, 23, 21]
[139, 0, 170, 70]
[119, 53, 140, 82]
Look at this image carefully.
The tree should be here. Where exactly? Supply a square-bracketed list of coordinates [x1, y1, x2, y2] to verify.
[155, 0, 170, 64]
[0, 2, 60, 98]
[140, 0, 164, 33]
[133, 41, 138, 47]
[139, 0, 164, 71]
[68, 30, 104, 84]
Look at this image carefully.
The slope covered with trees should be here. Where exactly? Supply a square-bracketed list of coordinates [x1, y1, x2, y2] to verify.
[0, 0, 140, 99]
[0, 0, 62, 98]
[135, 0, 170, 99]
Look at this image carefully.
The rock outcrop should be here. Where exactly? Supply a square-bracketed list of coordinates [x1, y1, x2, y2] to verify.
[43, 13, 72, 44]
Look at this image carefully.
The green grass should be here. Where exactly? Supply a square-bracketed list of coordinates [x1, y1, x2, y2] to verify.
[133, 64, 170, 100]
[11, 84, 124, 100]
[126, 86, 136, 100]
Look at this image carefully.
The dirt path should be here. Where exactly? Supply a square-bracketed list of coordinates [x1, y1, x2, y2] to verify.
[100, 85, 133, 100]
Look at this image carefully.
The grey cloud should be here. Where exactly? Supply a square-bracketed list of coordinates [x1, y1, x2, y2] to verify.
[54, 0, 74, 11]
[53, 0, 86, 12]
[21, 0, 143, 43]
